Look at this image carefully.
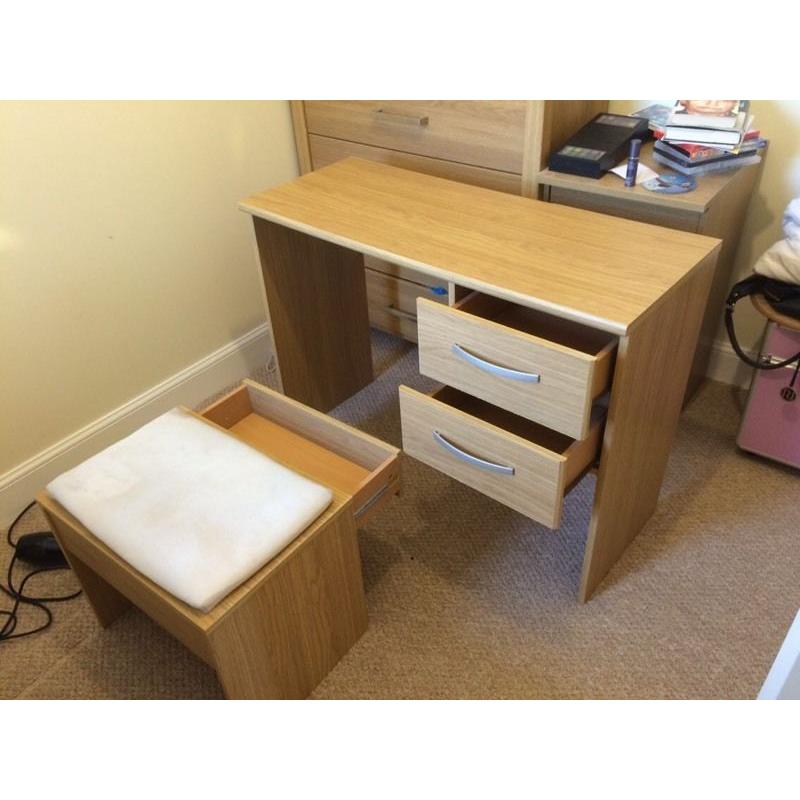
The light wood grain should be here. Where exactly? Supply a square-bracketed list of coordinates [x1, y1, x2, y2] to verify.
[252, 215, 373, 410]
[241, 158, 720, 334]
[309, 133, 522, 194]
[366, 268, 448, 342]
[524, 101, 609, 196]
[548, 186, 699, 232]
[400, 385, 601, 528]
[364, 255, 449, 290]
[578, 252, 717, 601]
[304, 100, 528, 173]
[417, 294, 616, 439]
[210, 507, 367, 699]
[289, 101, 313, 174]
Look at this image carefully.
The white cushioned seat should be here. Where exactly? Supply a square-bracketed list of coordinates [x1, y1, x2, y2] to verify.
[46, 408, 333, 612]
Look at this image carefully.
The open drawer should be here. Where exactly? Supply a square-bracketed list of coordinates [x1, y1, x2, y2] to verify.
[417, 293, 617, 440]
[200, 380, 401, 525]
[399, 384, 602, 528]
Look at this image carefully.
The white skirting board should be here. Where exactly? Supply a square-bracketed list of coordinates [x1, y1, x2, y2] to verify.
[0, 324, 273, 529]
[704, 337, 755, 390]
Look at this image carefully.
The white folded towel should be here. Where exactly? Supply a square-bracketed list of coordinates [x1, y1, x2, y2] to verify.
[47, 408, 333, 612]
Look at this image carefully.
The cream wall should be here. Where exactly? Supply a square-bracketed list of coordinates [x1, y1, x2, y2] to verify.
[0, 101, 298, 475]
[610, 99, 800, 350]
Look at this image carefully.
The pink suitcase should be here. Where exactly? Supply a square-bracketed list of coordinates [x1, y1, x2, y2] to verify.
[738, 323, 800, 468]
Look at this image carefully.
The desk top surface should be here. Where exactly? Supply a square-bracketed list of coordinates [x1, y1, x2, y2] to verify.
[240, 158, 720, 334]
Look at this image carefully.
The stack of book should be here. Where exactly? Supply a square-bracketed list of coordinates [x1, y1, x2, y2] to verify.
[635, 101, 767, 177]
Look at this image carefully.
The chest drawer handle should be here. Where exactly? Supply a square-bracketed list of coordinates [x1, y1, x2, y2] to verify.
[432, 430, 515, 476]
[373, 108, 430, 127]
[452, 344, 541, 383]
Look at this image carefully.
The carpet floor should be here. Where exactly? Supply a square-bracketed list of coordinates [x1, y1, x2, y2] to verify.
[2, 331, 798, 699]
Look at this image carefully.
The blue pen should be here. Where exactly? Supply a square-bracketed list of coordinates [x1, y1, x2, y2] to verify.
[624, 138, 642, 187]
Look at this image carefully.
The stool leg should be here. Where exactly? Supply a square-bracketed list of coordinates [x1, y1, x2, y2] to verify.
[209, 510, 368, 699]
[44, 512, 131, 628]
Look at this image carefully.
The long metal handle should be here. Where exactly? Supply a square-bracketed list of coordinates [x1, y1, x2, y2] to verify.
[432, 430, 515, 476]
[373, 108, 429, 126]
[452, 344, 541, 383]
[386, 305, 417, 322]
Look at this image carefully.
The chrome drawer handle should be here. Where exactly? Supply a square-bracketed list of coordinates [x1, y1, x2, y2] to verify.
[432, 430, 515, 476]
[452, 344, 541, 383]
[373, 108, 429, 127]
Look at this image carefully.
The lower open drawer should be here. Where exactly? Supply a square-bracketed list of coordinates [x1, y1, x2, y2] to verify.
[399, 384, 602, 528]
[201, 380, 401, 524]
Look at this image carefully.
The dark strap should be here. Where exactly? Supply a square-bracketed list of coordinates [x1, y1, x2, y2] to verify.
[725, 275, 800, 370]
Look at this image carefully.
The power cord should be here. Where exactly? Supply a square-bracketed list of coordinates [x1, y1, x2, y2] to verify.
[0, 501, 81, 643]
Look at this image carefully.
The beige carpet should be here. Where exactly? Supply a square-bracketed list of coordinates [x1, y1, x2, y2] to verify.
[2, 331, 799, 699]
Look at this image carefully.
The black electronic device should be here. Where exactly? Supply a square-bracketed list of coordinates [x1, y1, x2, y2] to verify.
[15, 531, 68, 567]
[548, 113, 650, 179]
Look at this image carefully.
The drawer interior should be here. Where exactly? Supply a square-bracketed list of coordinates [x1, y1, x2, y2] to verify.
[431, 384, 595, 466]
[199, 380, 400, 522]
[455, 292, 617, 359]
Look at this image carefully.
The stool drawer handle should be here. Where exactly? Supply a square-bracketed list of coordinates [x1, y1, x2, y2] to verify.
[452, 344, 541, 383]
[373, 108, 429, 126]
[432, 430, 515, 476]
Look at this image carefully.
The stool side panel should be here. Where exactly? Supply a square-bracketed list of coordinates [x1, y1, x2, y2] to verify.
[209, 509, 368, 699]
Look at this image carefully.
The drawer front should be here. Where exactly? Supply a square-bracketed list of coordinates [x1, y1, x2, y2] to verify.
[549, 187, 700, 233]
[364, 255, 449, 292]
[399, 386, 599, 528]
[417, 299, 611, 440]
[366, 268, 447, 342]
[304, 101, 527, 173]
[309, 134, 522, 195]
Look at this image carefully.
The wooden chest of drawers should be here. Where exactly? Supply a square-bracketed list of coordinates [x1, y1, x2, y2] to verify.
[290, 100, 608, 341]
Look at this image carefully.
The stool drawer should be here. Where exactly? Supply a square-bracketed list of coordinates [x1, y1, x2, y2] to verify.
[366, 267, 447, 343]
[399, 385, 602, 528]
[304, 101, 527, 173]
[201, 380, 401, 525]
[417, 293, 617, 440]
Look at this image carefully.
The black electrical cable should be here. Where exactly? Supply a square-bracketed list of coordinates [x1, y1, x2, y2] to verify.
[0, 501, 81, 643]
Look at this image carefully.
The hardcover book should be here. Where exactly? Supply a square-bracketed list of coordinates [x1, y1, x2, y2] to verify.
[668, 100, 749, 129]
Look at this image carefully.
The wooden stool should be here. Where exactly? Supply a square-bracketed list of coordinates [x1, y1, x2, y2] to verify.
[37, 381, 400, 699]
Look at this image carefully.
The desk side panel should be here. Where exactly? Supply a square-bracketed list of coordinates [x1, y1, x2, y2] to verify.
[253, 217, 373, 411]
[579, 249, 718, 601]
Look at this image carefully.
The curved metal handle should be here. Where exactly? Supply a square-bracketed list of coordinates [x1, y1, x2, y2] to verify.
[451, 344, 541, 383]
[373, 108, 429, 126]
[432, 430, 515, 476]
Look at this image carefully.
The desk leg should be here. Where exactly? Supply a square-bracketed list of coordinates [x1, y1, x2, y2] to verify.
[252, 217, 373, 412]
[579, 252, 717, 602]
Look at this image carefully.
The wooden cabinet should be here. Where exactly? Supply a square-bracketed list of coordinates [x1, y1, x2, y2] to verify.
[290, 100, 608, 341]
[537, 140, 763, 396]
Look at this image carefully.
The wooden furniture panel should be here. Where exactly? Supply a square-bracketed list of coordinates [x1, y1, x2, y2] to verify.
[309, 134, 522, 194]
[417, 293, 616, 439]
[548, 187, 699, 232]
[292, 100, 609, 343]
[539, 139, 764, 399]
[210, 508, 367, 699]
[366, 267, 447, 343]
[364, 255, 449, 290]
[241, 159, 720, 336]
[200, 381, 401, 525]
[304, 100, 528, 173]
[37, 377, 403, 697]
[399, 385, 601, 529]
[252, 215, 374, 411]
[579, 252, 716, 600]
[241, 159, 721, 601]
